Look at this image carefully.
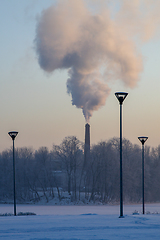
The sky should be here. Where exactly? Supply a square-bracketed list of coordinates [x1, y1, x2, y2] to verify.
[1, 0, 160, 152]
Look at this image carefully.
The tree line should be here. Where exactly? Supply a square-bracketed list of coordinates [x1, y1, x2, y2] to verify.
[0, 136, 160, 204]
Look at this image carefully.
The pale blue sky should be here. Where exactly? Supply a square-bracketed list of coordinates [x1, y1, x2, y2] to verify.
[1, 0, 160, 151]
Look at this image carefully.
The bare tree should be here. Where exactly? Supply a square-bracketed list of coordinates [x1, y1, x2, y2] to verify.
[53, 136, 83, 200]
[15, 147, 34, 201]
[34, 147, 53, 202]
[1, 137, 160, 204]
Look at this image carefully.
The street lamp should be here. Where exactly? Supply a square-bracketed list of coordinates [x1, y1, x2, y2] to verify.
[115, 92, 128, 218]
[138, 136, 148, 214]
[8, 131, 18, 216]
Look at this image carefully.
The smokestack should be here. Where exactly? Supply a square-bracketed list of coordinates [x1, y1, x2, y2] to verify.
[84, 123, 90, 164]
[85, 123, 90, 149]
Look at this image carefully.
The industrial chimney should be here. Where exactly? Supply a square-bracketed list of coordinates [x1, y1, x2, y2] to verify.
[84, 123, 90, 165]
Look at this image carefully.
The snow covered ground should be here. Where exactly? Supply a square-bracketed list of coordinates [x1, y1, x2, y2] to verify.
[0, 203, 160, 239]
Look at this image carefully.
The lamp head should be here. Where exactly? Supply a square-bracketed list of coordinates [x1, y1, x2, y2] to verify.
[115, 92, 128, 105]
[8, 131, 18, 140]
[138, 136, 148, 145]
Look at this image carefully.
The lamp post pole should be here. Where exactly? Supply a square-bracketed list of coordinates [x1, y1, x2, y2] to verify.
[138, 136, 148, 214]
[8, 131, 18, 216]
[12, 136, 17, 216]
[142, 142, 145, 215]
[119, 102, 123, 217]
[115, 92, 128, 218]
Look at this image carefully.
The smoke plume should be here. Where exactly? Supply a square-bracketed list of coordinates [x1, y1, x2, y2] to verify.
[35, 0, 159, 122]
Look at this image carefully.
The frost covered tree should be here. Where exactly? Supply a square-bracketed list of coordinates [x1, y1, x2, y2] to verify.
[53, 136, 83, 200]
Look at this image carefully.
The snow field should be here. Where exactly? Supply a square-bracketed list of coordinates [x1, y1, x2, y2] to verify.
[0, 204, 160, 239]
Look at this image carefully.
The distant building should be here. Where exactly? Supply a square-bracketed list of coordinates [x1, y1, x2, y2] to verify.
[84, 123, 90, 166]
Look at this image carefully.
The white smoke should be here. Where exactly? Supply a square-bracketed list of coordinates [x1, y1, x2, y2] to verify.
[35, 0, 159, 122]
